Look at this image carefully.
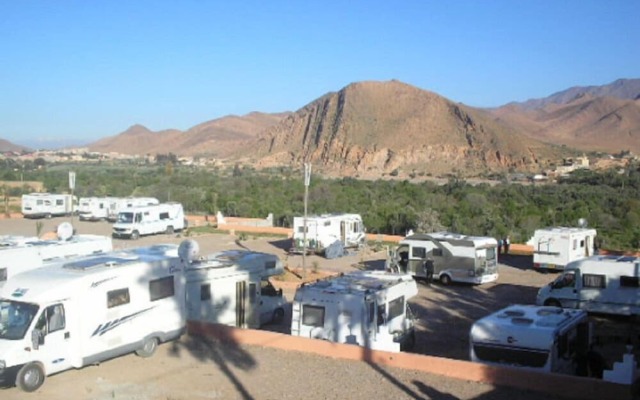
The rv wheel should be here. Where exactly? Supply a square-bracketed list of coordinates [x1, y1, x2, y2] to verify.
[272, 308, 285, 324]
[131, 230, 140, 240]
[136, 337, 158, 358]
[45, 213, 52, 219]
[16, 363, 45, 392]
[544, 299, 562, 308]
[440, 274, 452, 286]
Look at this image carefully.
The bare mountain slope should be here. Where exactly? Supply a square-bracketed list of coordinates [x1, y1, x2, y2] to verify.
[0, 138, 30, 153]
[247, 80, 564, 177]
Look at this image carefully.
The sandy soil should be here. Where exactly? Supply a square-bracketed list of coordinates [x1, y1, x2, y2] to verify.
[0, 217, 629, 399]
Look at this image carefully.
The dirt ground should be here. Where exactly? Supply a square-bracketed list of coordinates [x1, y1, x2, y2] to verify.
[0, 217, 634, 399]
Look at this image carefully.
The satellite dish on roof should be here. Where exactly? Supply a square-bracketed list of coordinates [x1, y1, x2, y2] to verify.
[56, 222, 74, 241]
[178, 239, 199, 263]
[578, 218, 588, 228]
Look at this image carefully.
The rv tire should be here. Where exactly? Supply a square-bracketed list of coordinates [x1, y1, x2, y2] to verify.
[45, 213, 52, 219]
[16, 362, 45, 392]
[544, 299, 562, 308]
[136, 337, 158, 358]
[131, 230, 140, 240]
[440, 274, 452, 286]
[272, 308, 285, 324]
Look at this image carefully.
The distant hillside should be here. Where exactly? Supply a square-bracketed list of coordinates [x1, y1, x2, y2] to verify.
[0, 138, 31, 153]
[492, 78, 640, 153]
[244, 80, 565, 178]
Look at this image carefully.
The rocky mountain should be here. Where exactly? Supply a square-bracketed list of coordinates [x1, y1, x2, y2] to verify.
[0, 138, 31, 153]
[492, 79, 640, 153]
[88, 112, 290, 157]
[243, 80, 565, 178]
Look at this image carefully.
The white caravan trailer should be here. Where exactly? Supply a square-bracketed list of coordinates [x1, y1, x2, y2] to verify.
[112, 202, 185, 239]
[0, 242, 186, 392]
[0, 223, 112, 290]
[528, 227, 597, 270]
[184, 245, 287, 328]
[106, 197, 159, 222]
[386, 232, 499, 285]
[536, 255, 640, 316]
[77, 197, 115, 221]
[291, 271, 418, 353]
[21, 193, 76, 219]
[470, 305, 591, 375]
[291, 213, 366, 256]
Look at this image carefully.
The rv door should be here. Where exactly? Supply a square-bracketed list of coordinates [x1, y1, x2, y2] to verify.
[32, 303, 74, 374]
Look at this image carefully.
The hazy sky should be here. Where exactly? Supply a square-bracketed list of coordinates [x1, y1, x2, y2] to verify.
[1, 1, 638, 147]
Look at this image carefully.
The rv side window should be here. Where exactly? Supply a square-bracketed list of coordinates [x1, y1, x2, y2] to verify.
[0, 267, 6, 282]
[432, 248, 443, 257]
[620, 276, 640, 288]
[377, 304, 385, 326]
[135, 213, 142, 223]
[46, 304, 65, 333]
[149, 276, 175, 301]
[297, 226, 307, 233]
[388, 296, 405, 320]
[323, 221, 330, 227]
[200, 284, 211, 301]
[37, 200, 43, 205]
[573, 239, 577, 250]
[302, 305, 325, 327]
[108, 288, 130, 308]
[56, 199, 63, 206]
[249, 283, 257, 304]
[265, 260, 276, 269]
[159, 212, 170, 220]
[580, 240, 585, 248]
[582, 274, 606, 289]
[412, 247, 426, 259]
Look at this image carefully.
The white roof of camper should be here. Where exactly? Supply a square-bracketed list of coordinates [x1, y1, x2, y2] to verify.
[470, 305, 587, 349]
[294, 213, 362, 221]
[186, 249, 282, 273]
[0, 234, 111, 254]
[533, 227, 597, 236]
[298, 271, 417, 297]
[403, 231, 497, 246]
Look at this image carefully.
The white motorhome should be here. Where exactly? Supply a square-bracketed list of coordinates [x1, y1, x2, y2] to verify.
[291, 213, 366, 257]
[21, 193, 76, 219]
[0, 243, 186, 392]
[77, 197, 115, 221]
[470, 305, 591, 374]
[0, 223, 113, 290]
[536, 255, 640, 316]
[112, 202, 185, 240]
[106, 197, 159, 222]
[291, 271, 418, 352]
[184, 245, 287, 328]
[528, 227, 597, 270]
[386, 232, 499, 285]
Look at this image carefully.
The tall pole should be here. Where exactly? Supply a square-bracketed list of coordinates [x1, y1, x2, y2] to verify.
[69, 171, 76, 225]
[302, 163, 311, 280]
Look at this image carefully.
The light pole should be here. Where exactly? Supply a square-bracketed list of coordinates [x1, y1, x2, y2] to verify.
[302, 163, 311, 280]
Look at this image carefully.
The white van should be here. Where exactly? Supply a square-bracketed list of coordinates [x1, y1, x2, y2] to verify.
[184, 246, 287, 328]
[536, 254, 640, 316]
[470, 305, 592, 374]
[291, 271, 418, 352]
[0, 243, 186, 392]
[112, 202, 185, 239]
[21, 193, 76, 219]
[528, 227, 597, 270]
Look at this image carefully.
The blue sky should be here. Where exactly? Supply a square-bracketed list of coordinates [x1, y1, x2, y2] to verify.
[1, 1, 638, 147]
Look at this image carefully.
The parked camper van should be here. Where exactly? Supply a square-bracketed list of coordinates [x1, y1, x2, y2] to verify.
[291, 213, 366, 257]
[184, 246, 287, 328]
[0, 223, 112, 290]
[386, 232, 499, 285]
[112, 202, 185, 239]
[106, 197, 159, 222]
[77, 197, 115, 221]
[0, 243, 186, 392]
[536, 255, 640, 316]
[291, 271, 418, 352]
[21, 193, 76, 219]
[529, 227, 597, 270]
[470, 305, 592, 375]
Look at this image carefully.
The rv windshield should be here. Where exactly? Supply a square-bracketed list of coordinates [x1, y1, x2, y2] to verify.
[0, 300, 39, 340]
[117, 212, 134, 224]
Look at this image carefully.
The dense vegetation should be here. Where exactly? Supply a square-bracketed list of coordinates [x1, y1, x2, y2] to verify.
[1, 158, 639, 251]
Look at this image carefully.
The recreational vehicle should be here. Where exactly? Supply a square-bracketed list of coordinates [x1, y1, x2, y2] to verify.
[291, 271, 418, 352]
[21, 193, 76, 219]
[184, 245, 287, 328]
[470, 305, 592, 375]
[0, 243, 186, 392]
[0, 223, 113, 290]
[291, 213, 366, 257]
[528, 227, 597, 270]
[536, 255, 640, 316]
[112, 202, 185, 239]
[77, 197, 115, 221]
[106, 197, 159, 222]
[386, 232, 499, 285]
